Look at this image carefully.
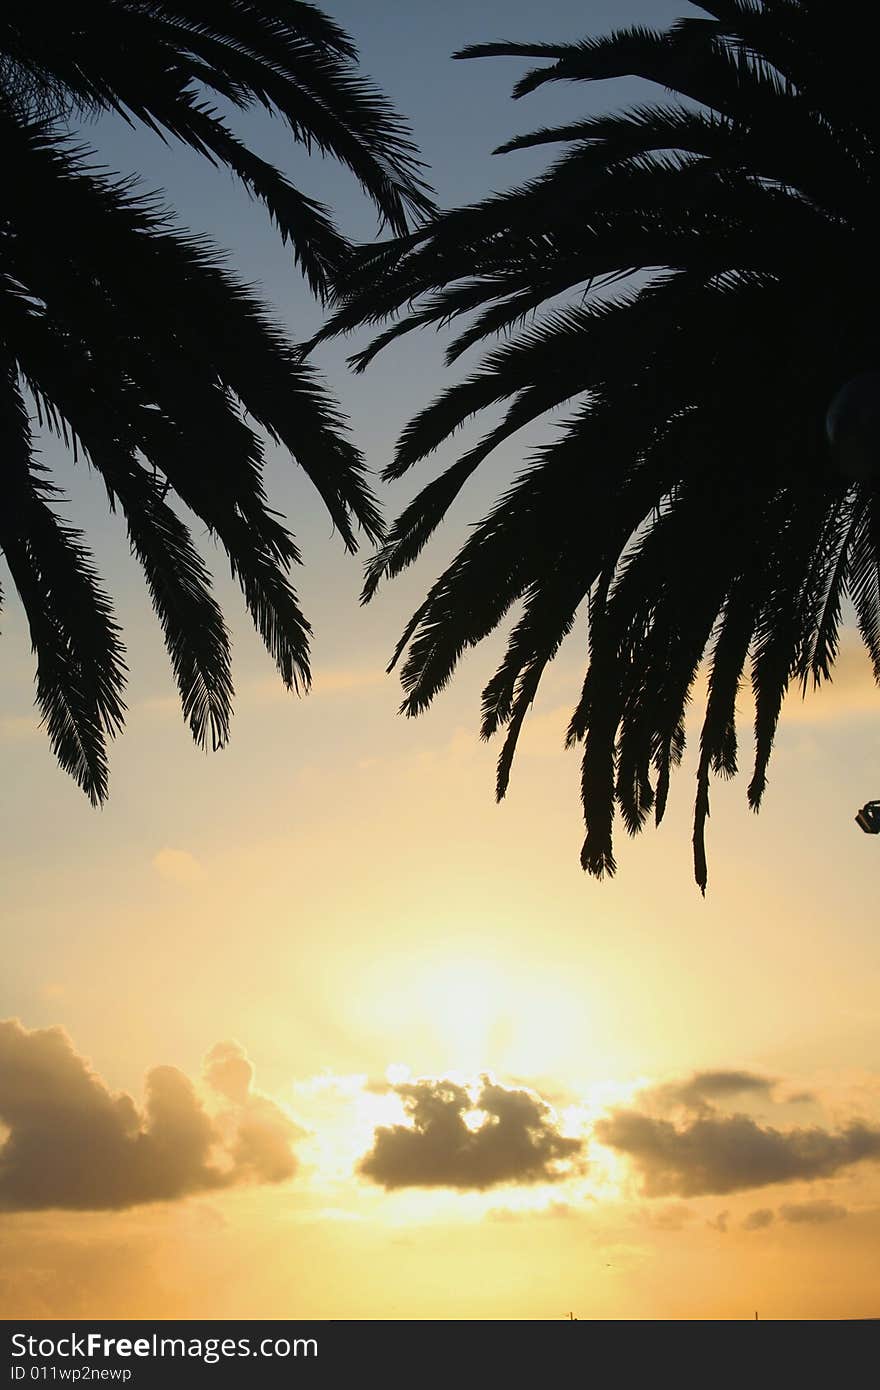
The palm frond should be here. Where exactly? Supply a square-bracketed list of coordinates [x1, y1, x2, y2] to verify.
[0, 24, 406, 796]
[1, 0, 433, 270]
[0, 362, 126, 803]
[315, 1, 880, 888]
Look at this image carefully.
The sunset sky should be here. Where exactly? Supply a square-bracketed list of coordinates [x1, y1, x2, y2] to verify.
[2, 0, 879, 1320]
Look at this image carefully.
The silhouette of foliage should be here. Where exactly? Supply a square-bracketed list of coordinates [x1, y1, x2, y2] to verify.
[0, 0, 432, 802]
[320, 0, 880, 890]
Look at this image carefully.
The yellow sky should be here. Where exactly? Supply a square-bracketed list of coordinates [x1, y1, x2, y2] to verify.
[2, 627, 879, 1319]
[2, 0, 880, 1321]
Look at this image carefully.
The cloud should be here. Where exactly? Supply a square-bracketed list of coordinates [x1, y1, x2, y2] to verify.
[0, 1021, 300, 1211]
[743, 1208, 775, 1231]
[311, 669, 385, 696]
[203, 1040, 303, 1185]
[641, 1203, 695, 1231]
[487, 1200, 574, 1223]
[203, 1041, 254, 1106]
[781, 639, 879, 725]
[595, 1108, 880, 1197]
[151, 847, 204, 884]
[688, 635, 879, 729]
[707, 1210, 729, 1233]
[780, 1200, 848, 1225]
[647, 1071, 777, 1116]
[358, 1076, 582, 1191]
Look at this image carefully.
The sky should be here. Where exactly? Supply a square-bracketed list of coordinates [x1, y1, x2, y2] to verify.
[1, 1, 879, 1321]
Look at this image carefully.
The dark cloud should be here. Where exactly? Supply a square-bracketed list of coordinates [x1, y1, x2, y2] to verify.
[781, 1091, 817, 1107]
[707, 1210, 729, 1233]
[595, 1108, 880, 1197]
[780, 1200, 848, 1225]
[743, 1208, 775, 1231]
[0, 1021, 300, 1211]
[358, 1076, 582, 1191]
[648, 1071, 777, 1115]
[641, 1203, 695, 1231]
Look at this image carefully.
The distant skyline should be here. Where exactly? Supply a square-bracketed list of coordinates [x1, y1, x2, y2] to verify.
[2, 1, 879, 1320]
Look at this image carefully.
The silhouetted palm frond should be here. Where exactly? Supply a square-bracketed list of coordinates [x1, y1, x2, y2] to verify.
[1, 1, 432, 294]
[321, 1, 880, 890]
[0, 1, 432, 802]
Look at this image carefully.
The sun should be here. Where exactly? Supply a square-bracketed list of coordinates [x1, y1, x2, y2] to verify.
[353, 948, 598, 1080]
[411, 959, 502, 1071]
[345, 926, 623, 1085]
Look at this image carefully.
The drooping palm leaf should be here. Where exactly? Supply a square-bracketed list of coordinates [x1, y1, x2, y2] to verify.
[321, 1, 880, 890]
[0, 2, 432, 802]
[1, 1, 432, 294]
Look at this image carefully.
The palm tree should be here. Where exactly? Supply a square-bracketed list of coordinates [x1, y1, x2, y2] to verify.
[0, 0, 431, 802]
[319, 0, 880, 891]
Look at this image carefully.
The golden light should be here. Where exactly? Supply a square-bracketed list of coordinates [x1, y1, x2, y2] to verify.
[351, 947, 605, 1080]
